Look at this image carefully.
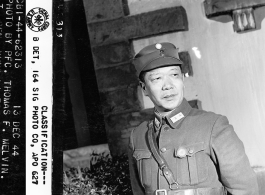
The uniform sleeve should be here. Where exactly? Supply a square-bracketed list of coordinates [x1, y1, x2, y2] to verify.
[128, 130, 145, 195]
[211, 116, 259, 195]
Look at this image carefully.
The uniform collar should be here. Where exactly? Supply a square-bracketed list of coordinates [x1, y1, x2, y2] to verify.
[154, 98, 192, 130]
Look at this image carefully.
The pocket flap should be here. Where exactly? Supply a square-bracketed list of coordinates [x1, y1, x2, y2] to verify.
[175, 142, 205, 158]
[133, 150, 152, 160]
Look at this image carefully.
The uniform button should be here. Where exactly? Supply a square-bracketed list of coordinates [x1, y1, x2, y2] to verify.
[161, 148, 167, 153]
[165, 171, 169, 175]
[189, 149, 194, 154]
[177, 148, 187, 158]
[164, 126, 170, 131]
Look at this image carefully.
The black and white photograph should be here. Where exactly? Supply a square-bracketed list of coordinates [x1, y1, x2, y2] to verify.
[1, 0, 265, 195]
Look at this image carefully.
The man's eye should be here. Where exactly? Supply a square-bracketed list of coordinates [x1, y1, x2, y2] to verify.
[152, 77, 161, 81]
[172, 74, 179, 77]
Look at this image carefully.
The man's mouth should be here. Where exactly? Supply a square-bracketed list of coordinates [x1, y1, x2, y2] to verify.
[163, 94, 176, 99]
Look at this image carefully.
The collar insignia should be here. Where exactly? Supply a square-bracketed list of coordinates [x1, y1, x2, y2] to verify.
[155, 117, 160, 127]
[170, 112, 184, 123]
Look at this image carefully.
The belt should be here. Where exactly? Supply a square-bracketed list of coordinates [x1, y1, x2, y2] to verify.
[154, 187, 226, 195]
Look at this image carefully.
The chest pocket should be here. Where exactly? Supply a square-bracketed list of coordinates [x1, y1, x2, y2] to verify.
[174, 142, 208, 185]
[133, 149, 152, 187]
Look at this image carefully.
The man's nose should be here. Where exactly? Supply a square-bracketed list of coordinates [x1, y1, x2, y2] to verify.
[162, 76, 173, 90]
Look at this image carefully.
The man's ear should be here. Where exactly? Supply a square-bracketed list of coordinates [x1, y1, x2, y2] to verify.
[139, 81, 149, 96]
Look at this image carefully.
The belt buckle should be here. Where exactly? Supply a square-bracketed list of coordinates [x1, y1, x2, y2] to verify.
[155, 189, 167, 195]
[169, 182, 179, 190]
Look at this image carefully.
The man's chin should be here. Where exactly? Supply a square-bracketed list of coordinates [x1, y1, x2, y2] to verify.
[161, 100, 182, 111]
[160, 104, 178, 112]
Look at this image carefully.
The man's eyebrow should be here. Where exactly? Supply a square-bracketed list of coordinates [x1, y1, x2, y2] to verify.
[148, 72, 160, 76]
[170, 67, 181, 71]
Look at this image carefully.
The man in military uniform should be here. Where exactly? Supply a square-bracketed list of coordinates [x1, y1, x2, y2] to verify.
[128, 42, 258, 195]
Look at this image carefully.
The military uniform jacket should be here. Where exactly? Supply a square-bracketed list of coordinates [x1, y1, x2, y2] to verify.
[128, 99, 258, 195]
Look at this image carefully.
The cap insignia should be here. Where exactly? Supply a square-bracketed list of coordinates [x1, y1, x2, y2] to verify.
[155, 43, 162, 50]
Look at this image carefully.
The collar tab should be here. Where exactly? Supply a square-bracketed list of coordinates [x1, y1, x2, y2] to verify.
[170, 112, 184, 123]
[153, 98, 192, 129]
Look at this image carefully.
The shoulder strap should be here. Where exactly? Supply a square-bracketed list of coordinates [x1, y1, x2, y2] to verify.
[147, 121, 179, 190]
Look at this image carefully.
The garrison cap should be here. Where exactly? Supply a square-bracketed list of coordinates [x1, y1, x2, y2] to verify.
[132, 42, 183, 77]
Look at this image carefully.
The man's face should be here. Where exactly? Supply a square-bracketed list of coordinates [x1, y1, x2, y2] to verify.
[140, 66, 184, 113]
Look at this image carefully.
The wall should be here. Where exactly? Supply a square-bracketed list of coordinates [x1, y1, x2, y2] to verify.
[129, 0, 265, 167]
[83, 0, 191, 155]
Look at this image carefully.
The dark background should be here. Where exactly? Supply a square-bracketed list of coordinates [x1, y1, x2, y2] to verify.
[62, 0, 107, 150]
